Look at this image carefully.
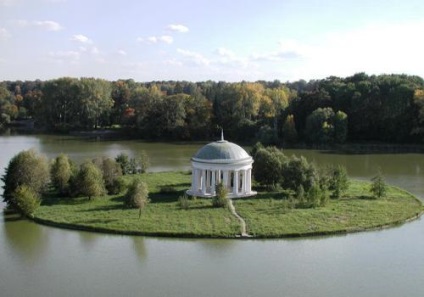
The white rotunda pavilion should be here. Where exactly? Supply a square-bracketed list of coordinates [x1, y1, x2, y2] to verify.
[186, 132, 257, 198]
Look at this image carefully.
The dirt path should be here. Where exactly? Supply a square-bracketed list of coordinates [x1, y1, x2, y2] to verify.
[227, 199, 250, 237]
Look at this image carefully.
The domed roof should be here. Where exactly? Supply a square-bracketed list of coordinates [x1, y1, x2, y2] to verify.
[192, 139, 251, 163]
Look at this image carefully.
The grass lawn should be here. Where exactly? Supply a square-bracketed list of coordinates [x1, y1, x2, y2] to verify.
[34, 172, 423, 238]
[234, 180, 423, 237]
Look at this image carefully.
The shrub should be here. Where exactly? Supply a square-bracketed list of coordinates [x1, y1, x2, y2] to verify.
[109, 176, 127, 195]
[327, 165, 350, 199]
[12, 185, 41, 217]
[178, 194, 190, 210]
[212, 182, 228, 208]
[253, 146, 285, 186]
[124, 178, 149, 209]
[74, 161, 106, 200]
[115, 153, 131, 175]
[281, 155, 318, 192]
[370, 169, 387, 199]
[92, 157, 123, 194]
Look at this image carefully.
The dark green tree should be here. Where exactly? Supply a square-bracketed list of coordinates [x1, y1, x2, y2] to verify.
[252, 147, 286, 186]
[2, 149, 50, 207]
[74, 161, 106, 200]
[12, 185, 41, 217]
[92, 157, 123, 194]
[370, 169, 387, 199]
[327, 165, 350, 199]
[124, 178, 149, 212]
[50, 153, 73, 196]
[281, 155, 319, 192]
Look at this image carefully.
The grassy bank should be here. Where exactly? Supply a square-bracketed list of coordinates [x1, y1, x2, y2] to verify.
[34, 172, 423, 238]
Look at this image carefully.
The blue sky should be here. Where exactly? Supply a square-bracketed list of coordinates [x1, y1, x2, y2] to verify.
[1, 0, 424, 82]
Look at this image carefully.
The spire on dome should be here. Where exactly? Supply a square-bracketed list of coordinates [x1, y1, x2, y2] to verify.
[221, 128, 224, 141]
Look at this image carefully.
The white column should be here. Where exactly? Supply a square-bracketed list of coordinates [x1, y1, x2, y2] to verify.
[201, 169, 206, 195]
[211, 170, 216, 195]
[233, 170, 239, 195]
[196, 169, 201, 192]
[243, 169, 247, 194]
[246, 168, 251, 193]
[223, 170, 229, 190]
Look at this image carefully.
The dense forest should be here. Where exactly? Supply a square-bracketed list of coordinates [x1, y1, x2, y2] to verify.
[1, 73, 424, 145]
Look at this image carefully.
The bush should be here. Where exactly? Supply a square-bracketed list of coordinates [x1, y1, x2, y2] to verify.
[212, 182, 228, 208]
[124, 178, 149, 209]
[92, 157, 123, 194]
[12, 185, 41, 217]
[281, 155, 318, 192]
[2, 149, 50, 207]
[109, 176, 127, 195]
[116, 151, 150, 175]
[51, 153, 73, 196]
[115, 153, 131, 175]
[370, 169, 387, 199]
[253, 146, 286, 186]
[74, 161, 106, 200]
[178, 194, 190, 210]
[326, 165, 350, 199]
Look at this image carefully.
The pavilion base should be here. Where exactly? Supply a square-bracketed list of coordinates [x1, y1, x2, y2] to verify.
[186, 190, 257, 199]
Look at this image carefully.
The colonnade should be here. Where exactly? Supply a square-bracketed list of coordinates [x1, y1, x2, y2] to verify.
[190, 167, 253, 197]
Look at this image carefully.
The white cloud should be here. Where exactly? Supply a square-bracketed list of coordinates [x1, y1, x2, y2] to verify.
[90, 47, 99, 55]
[34, 20, 63, 31]
[117, 50, 127, 56]
[138, 35, 173, 44]
[159, 35, 173, 44]
[177, 48, 210, 66]
[14, 19, 63, 31]
[167, 24, 189, 33]
[71, 34, 93, 44]
[0, 28, 11, 40]
[216, 47, 235, 58]
[48, 50, 80, 63]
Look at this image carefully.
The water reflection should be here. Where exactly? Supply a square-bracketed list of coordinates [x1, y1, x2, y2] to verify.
[131, 236, 147, 260]
[78, 229, 99, 250]
[2, 215, 48, 264]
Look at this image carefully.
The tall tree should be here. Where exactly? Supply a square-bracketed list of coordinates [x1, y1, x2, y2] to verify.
[77, 78, 113, 129]
[2, 149, 50, 207]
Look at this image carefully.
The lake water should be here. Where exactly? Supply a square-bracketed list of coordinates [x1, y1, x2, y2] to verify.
[1, 134, 424, 297]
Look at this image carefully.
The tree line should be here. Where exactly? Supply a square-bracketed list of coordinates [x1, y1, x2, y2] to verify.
[2, 149, 150, 217]
[1, 72, 424, 144]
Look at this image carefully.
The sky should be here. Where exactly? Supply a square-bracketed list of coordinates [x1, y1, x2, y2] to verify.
[1, 0, 424, 82]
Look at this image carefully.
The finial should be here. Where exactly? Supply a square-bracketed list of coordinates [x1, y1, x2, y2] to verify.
[221, 128, 224, 141]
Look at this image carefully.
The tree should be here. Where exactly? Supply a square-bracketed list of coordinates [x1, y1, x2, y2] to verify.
[304, 107, 335, 144]
[281, 155, 319, 192]
[50, 153, 73, 196]
[12, 185, 41, 217]
[77, 78, 114, 129]
[92, 157, 123, 194]
[282, 114, 298, 144]
[252, 147, 285, 186]
[74, 161, 106, 200]
[2, 149, 50, 207]
[333, 111, 348, 143]
[370, 169, 387, 199]
[124, 178, 149, 214]
[115, 153, 131, 175]
[39, 77, 80, 131]
[327, 165, 350, 199]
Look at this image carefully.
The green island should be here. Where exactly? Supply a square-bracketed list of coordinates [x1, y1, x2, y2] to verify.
[33, 171, 424, 239]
